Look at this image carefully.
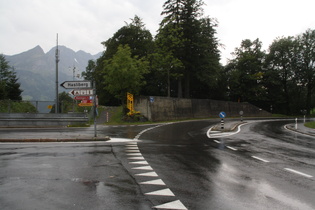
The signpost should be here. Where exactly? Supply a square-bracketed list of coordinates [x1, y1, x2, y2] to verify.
[239, 111, 244, 122]
[127, 92, 134, 114]
[219, 111, 226, 130]
[60, 79, 97, 137]
[69, 89, 93, 96]
[60, 81, 91, 89]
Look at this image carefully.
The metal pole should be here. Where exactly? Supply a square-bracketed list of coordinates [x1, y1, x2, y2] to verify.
[93, 81, 97, 137]
[55, 33, 60, 113]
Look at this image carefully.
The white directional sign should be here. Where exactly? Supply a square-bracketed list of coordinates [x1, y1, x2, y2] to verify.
[61, 81, 91, 89]
[69, 89, 93, 96]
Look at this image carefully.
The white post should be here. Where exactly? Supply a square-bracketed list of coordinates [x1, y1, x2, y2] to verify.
[295, 118, 298, 130]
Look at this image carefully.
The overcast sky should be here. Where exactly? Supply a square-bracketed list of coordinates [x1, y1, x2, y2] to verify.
[1, 0, 314, 64]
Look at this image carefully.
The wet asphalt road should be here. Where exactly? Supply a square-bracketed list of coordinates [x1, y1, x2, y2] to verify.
[0, 119, 314, 210]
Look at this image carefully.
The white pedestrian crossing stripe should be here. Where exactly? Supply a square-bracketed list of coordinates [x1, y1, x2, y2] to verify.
[140, 179, 166, 185]
[135, 172, 158, 177]
[132, 166, 153, 170]
[153, 200, 188, 210]
[129, 161, 148, 165]
[145, 188, 175, 196]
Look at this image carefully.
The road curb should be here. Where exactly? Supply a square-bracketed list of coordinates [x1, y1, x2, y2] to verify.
[284, 125, 315, 137]
[0, 136, 111, 143]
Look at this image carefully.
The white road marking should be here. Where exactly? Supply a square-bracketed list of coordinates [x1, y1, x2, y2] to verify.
[129, 123, 186, 209]
[132, 166, 153, 170]
[227, 146, 237, 151]
[129, 161, 149, 165]
[252, 156, 270, 163]
[128, 156, 144, 160]
[126, 153, 142, 156]
[125, 145, 138, 148]
[135, 172, 158, 177]
[284, 168, 313, 178]
[153, 200, 188, 210]
[125, 150, 140, 153]
[140, 179, 166, 185]
[145, 188, 175, 196]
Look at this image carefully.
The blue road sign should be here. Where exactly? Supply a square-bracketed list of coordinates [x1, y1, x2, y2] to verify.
[219, 111, 226, 118]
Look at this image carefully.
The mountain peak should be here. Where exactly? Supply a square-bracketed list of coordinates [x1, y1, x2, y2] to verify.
[26, 45, 45, 55]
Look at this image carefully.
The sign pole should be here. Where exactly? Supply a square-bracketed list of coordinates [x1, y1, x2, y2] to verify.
[55, 34, 59, 113]
[93, 81, 97, 137]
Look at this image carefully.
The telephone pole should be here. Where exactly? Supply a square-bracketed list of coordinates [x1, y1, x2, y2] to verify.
[55, 34, 60, 113]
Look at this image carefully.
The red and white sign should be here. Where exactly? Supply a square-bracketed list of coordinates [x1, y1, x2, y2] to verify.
[74, 96, 93, 100]
[81, 100, 93, 104]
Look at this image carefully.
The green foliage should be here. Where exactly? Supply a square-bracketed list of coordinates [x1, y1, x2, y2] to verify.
[226, 39, 266, 104]
[83, 1, 314, 116]
[304, 121, 315, 129]
[50, 92, 88, 113]
[93, 16, 154, 106]
[103, 45, 149, 103]
[158, 0, 221, 98]
[0, 54, 23, 100]
[0, 100, 37, 113]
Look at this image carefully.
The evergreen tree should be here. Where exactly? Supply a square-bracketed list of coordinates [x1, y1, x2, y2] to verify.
[0, 54, 22, 100]
[158, 0, 221, 98]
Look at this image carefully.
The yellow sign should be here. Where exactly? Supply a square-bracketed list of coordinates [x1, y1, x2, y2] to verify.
[47, 105, 53, 109]
[78, 103, 93, 107]
[127, 92, 134, 113]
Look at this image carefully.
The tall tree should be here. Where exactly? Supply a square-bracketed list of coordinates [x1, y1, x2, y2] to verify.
[94, 15, 154, 105]
[226, 39, 266, 105]
[266, 36, 298, 114]
[295, 29, 315, 114]
[103, 45, 149, 104]
[159, 0, 221, 98]
[0, 54, 22, 100]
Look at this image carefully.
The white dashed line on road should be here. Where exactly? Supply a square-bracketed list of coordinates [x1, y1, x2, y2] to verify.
[251, 156, 270, 163]
[226, 146, 237, 151]
[284, 168, 313, 178]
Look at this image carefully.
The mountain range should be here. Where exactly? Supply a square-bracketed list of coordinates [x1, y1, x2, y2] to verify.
[4, 46, 102, 101]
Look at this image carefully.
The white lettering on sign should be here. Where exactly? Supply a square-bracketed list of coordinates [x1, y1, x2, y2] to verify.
[70, 89, 93, 96]
[61, 81, 91, 89]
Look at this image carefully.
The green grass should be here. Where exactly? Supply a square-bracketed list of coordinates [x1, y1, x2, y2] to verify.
[0, 100, 37, 113]
[305, 121, 315, 129]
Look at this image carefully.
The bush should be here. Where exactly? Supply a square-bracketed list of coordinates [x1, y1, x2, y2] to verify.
[0, 100, 37, 113]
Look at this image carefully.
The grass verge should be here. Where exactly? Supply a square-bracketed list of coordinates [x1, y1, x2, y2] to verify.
[305, 121, 315, 129]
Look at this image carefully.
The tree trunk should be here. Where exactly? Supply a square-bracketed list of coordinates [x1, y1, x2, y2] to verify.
[184, 72, 190, 98]
[306, 82, 312, 115]
[178, 77, 182, 98]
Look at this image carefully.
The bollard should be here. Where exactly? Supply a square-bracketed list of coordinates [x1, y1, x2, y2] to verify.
[221, 118, 224, 130]
[295, 118, 298, 130]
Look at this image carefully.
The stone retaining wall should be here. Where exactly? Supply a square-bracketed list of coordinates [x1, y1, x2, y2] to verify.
[135, 96, 271, 121]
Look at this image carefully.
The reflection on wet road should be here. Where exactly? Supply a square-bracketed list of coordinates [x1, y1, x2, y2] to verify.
[138, 120, 315, 210]
[0, 119, 314, 209]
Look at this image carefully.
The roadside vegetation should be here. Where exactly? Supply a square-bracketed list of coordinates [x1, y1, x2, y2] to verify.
[0, 100, 37, 113]
[305, 121, 315, 129]
[81, 0, 315, 117]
